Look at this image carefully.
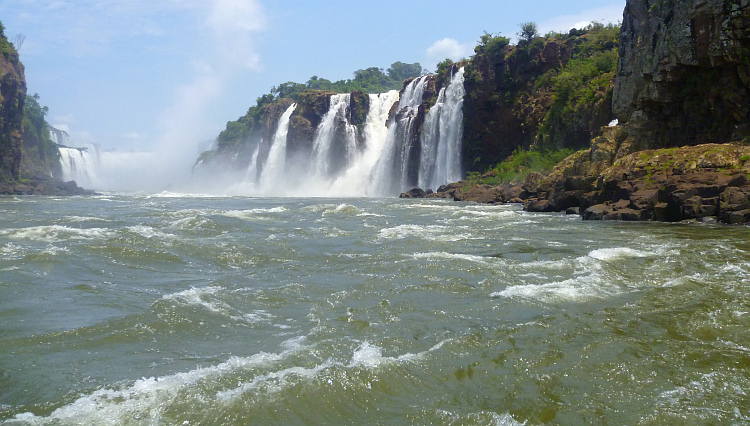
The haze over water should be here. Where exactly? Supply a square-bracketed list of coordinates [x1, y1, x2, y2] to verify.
[1, 194, 749, 424]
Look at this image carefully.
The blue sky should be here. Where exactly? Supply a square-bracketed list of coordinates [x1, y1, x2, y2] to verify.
[2, 0, 625, 159]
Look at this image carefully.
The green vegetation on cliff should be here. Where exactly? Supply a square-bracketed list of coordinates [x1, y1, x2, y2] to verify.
[535, 23, 619, 150]
[466, 146, 577, 186]
[214, 61, 423, 151]
[0, 18, 25, 181]
[271, 62, 423, 101]
[462, 21, 619, 174]
[20, 94, 61, 179]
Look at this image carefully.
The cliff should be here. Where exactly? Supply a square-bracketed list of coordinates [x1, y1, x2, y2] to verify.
[462, 26, 618, 172]
[513, 0, 750, 224]
[0, 28, 26, 181]
[613, 0, 750, 150]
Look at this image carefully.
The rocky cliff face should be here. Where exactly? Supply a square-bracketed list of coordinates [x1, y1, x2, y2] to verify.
[0, 36, 26, 181]
[462, 32, 617, 173]
[614, 0, 750, 149]
[510, 0, 750, 224]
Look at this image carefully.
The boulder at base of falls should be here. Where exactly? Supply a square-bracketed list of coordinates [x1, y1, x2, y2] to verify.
[522, 143, 750, 224]
[400, 182, 506, 204]
[0, 178, 97, 196]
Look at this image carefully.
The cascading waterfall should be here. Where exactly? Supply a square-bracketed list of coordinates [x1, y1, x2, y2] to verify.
[58, 146, 99, 188]
[329, 91, 400, 196]
[229, 70, 466, 197]
[370, 76, 430, 195]
[418, 67, 465, 191]
[310, 94, 359, 181]
[49, 127, 70, 146]
[257, 103, 297, 192]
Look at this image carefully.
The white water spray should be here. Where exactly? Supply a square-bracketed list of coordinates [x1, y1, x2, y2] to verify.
[257, 103, 297, 193]
[419, 67, 465, 191]
[59, 146, 100, 188]
[329, 91, 400, 196]
[370, 76, 431, 195]
[311, 94, 358, 180]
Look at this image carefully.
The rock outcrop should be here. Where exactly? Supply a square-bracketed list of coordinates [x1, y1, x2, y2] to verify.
[462, 31, 617, 173]
[0, 177, 96, 196]
[0, 34, 26, 181]
[524, 143, 750, 223]
[515, 0, 750, 224]
[614, 0, 750, 149]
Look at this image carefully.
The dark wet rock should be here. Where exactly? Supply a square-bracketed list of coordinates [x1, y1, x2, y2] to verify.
[453, 184, 506, 204]
[0, 179, 97, 196]
[399, 188, 426, 198]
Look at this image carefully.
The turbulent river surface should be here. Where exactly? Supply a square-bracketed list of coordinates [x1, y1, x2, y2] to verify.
[1, 194, 749, 425]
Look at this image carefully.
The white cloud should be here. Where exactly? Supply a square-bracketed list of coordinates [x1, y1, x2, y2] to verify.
[539, 3, 625, 35]
[123, 132, 144, 141]
[52, 113, 76, 125]
[426, 38, 473, 62]
[206, 0, 267, 70]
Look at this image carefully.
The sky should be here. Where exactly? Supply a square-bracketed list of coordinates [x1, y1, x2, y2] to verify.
[1, 0, 625, 162]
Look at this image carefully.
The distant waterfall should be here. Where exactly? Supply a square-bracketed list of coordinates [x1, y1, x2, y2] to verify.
[49, 127, 70, 146]
[226, 71, 465, 197]
[257, 103, 297, 191]
[59, 146, 99, 188]
[419, 67, 465, 190]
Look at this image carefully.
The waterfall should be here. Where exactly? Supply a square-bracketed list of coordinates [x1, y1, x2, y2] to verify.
[329, 91, 400, 196]
[370, 76, 430, 195]
[419, 67, 465, 191]
[59, 146, 99, 188]
[222, 71, 464, 197]
[257, 103, 297, 192]
[311, 94, 358, 181]
[49, 127, 70, 146]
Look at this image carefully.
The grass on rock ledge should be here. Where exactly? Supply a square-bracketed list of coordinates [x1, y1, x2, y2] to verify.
[466, 147, 577, 186]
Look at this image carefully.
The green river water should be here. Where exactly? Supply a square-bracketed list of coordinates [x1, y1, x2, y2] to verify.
[0, 194, 749, 425]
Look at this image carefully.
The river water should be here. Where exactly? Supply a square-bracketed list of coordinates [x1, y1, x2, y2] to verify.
[0, 194, 749, 425]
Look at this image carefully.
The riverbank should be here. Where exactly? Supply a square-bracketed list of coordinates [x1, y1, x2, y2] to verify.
[402, 142, 750, 225]
[0, 177, 97, 196]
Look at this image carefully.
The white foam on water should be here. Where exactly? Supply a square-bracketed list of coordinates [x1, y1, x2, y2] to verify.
[316, 203, 383, 217]
[216, 358, 338, 403]
[492, 275, 613, 302]
[222, 207, 288, 220]
[167, 215, 216, 232]
[0, 225, 114, 243]
[63, 215, 111, 223]
[7, 336, 308, 425]
[242, 310, 275, 324]
[1, 243, 26, 260]
[377, 224, 471, 242]
[432, 409, 527, 426]
[218, 340, 446, 404]
[588, 247, 655, 261]
[657, 371, 747, 417]
[162, 286, 229, 314]
[412, 251, 491, 265]
[125, 225, 177, 242]
[145, 191, 224, 199]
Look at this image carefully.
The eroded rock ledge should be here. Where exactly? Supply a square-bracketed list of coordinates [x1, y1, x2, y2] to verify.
[402, 141, 750, 225]
[0, 178, 96, 196]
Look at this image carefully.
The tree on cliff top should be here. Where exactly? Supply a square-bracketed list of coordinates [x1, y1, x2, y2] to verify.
[474, 32, 510, 57]
[387, 62, 423, 83]
[518, 22, 539, 43]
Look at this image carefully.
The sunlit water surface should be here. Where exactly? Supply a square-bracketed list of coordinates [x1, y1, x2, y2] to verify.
[0, 194, 749, 425]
